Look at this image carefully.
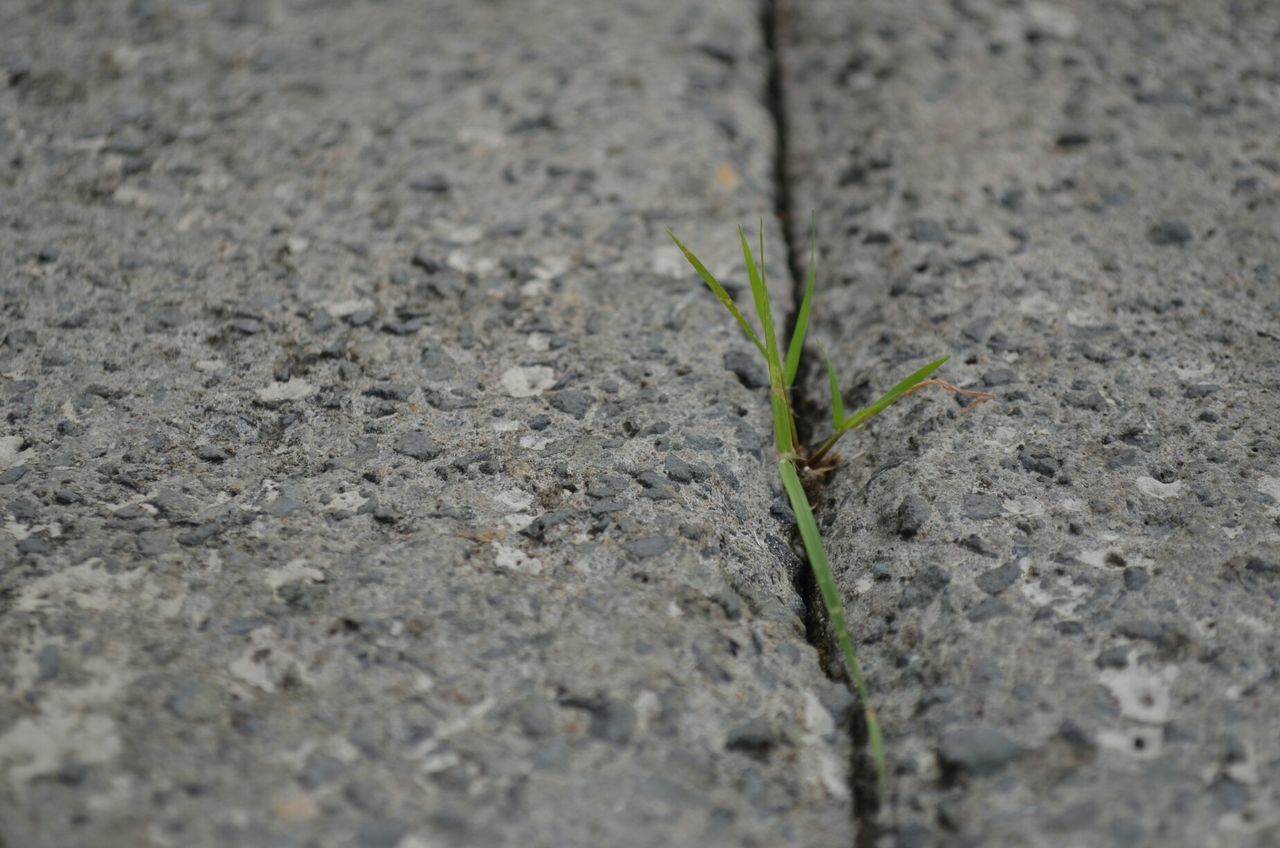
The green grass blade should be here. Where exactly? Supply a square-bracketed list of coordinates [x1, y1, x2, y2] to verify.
[839, 355, 949, 432]
[779, 459, 886, 784]
[667, 229, 765, 357]
[820, 345, 844, 431]
[783, 217, 817, 387]
[739, 224, 777, 362]
[741, 223, 794, 454]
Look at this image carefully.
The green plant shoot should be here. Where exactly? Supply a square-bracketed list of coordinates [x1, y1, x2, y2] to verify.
[667, 220, 992, 788]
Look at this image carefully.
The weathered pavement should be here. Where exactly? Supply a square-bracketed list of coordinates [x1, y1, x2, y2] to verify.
[782, 0, 1280, 846]
[0, 2, 855, 846]
[3, 1, 1279, 846]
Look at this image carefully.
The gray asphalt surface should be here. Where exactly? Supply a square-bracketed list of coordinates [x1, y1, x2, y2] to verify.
[2, 1, 1277, 847]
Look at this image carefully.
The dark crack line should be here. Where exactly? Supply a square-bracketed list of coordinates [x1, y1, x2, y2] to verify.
[762, 2, 882, 845]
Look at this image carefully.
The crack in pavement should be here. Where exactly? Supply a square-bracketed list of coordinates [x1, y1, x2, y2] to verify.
[762, 2, 880, 843]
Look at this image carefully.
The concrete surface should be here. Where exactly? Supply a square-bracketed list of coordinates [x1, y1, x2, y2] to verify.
[0, 2, 855, 846]
[5, 0, 1279, 846]
[781, 0, 1280, 846]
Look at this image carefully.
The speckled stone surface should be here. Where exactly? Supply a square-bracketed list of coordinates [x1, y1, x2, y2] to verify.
[781, 1, 1280, 845]
[0, 2, 856, 846]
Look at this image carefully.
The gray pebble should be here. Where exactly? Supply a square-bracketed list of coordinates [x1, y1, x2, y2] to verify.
[590, 499, 625, 516]
[196, 445, 230, 463]
[410, 173, 449, 193]
[394, 431, 439, 461]
[686, 434, 722, 451]
[17, 537, 53, 556]
[310, 311, 336, 333]
[1095, 645, 1131, 669]
[725, 718, 778, 761]
[959, 534, 999, 558]
[518, 697, 555, 738]
[549, 389, 594, 419]
[1055, 129, 1091, 149]
[1123, 567, 1151, 591]
[974, 560, 1021, 595]
[982, 368, 1016, 387]
[723, 350, 768, 389]
[1244, 557, 1278, 577]
[937, 727, 1024, 777]
[383, 316, 427, 335]
[1020, 447, 1060, 476]
[966, 597, 1011, 623]
[363, 385, 412, 402]
[1115, 619, 1178, 648]
[897, 494, 931, 538]
[665, 454, 694, 484]
[587, 475, 629, 498]
[1147, 220, 1193, 245]
[411, 248, 442, 274]
[266, 494, 301, 518]
[1183, 383, 1219, 399]
[909, 218, 947, 243]
[521, 510, 573, 541]
[137, 530, 172, 556]
[962, 493, 1002, 520]
[166, 680, 223, 722]
[149, 489, 198, 522]
[588, 700, 636, 745]
[177, 523, 222, 547]
[419, 349, 457, 383]
[634, 470, 669, 490]
[1108, 448, 1138, 469]
[624, 535, 675, 559]
[900, 564, 950, 609]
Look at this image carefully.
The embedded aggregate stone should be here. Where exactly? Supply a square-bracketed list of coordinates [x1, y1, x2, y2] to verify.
[723, 349, 770, 389]
[782, 0, 1280, 844]
[936, 727, 1025, 778]
[392, 431, 439, 462]
[0, 1, 853, 846]
[895, 494, 931, 538]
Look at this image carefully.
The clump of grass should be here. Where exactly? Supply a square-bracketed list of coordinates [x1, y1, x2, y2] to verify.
[668, 221, 991, 784]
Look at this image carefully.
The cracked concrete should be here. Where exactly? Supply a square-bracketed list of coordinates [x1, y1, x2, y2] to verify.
[781, 0, 1280, 845]
[1, 1, 853, 846]
[5, 0, 1279, 845]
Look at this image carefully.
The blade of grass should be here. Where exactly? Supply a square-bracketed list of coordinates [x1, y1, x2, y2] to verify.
[740, 223, 794, 454]
[783, 216, 817, 387]
[779, 459, 886, 785]
[739, 224, 779, 365]
[667, 229, 765, 357]
[820, 345, 844, 431]
[807, 355, 951, 468]
[839, 355, 949, 432]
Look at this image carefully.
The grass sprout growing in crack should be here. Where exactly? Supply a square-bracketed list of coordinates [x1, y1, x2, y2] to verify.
[668, 220, 992, 785]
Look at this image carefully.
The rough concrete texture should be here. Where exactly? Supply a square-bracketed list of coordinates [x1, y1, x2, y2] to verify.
[782, 0, 1280, 845]
[0, 2, 858, 846]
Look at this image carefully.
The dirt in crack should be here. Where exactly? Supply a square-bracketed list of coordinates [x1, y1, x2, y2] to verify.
[762, 2, 883, 845]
